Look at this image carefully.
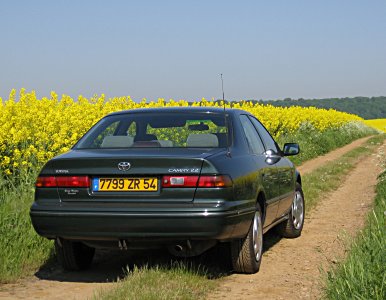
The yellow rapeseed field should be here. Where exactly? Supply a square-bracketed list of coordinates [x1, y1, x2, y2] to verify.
[364, 119, 386, 133]
[0, 89, 364, 175]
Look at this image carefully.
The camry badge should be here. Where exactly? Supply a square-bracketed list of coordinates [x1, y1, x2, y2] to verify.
[117, 162, 131, 171]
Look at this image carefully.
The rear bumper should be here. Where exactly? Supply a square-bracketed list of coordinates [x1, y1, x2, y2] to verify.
[30, 207, 254, 242]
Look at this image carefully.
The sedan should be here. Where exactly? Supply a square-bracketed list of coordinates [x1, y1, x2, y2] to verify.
[30, 107, 305, 274]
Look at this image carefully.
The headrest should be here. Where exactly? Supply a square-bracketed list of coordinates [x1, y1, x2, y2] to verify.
[101, 136, 134, 148]
[186, 134, 219, 147]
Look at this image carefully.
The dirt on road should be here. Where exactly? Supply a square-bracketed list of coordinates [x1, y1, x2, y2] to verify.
[210, 139, 384, 300]
[297, 136, 372, 175]
[0, 137, 383, 300]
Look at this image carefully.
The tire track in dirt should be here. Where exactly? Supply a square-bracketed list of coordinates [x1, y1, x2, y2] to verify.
[298, 136, 372, 175]
[209, 140, 384, 300]
[0, 136, 380, 300]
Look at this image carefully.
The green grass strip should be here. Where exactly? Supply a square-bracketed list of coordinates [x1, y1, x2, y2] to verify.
[0, 182, 54, 283]
[93, 263, 215, 300]
[322, 158, 385, 299]
[302, 134, 384, 211]
[277, 123, 376, 165]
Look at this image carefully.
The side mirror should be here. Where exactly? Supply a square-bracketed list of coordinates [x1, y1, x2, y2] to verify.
[282, 143, 300, 156]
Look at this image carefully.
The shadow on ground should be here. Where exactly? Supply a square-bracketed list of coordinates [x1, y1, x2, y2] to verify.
[35, 231, 282, 284]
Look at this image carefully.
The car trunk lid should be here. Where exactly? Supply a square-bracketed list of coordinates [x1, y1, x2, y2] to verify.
[49, 148, 221, 203]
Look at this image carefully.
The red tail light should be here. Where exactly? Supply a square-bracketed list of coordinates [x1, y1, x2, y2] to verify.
[36, 176, 57, 187]
[56, 176, 90, 187]
[162, 175, 232, 188]
[198, 175, 232, 187]
[36, 176, 90, 188]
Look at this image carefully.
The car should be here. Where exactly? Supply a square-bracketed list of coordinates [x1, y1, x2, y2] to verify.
[30, 107, 305, 274]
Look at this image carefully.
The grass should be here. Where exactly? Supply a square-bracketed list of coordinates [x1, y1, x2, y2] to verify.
[94, 263, 216, 300]
[277, 121, 376, 165]
[322, 159, 386, 299]
[302, 134, 384, 211]
[0, 173, 54, 283]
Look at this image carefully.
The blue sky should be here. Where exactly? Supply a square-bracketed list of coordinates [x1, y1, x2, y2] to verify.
[1, 0, 385, 101]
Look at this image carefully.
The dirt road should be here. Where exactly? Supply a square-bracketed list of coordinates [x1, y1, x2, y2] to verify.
[0, 137, 382, 300]
[297, 136, 372, 175]
[210, 139, 384, 300]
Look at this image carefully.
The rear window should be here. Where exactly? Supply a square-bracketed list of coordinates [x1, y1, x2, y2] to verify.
[74, 112, 231, 149]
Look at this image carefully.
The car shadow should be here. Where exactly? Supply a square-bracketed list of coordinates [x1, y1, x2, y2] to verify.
[35, 246, 231, 284]
[263, 229, 283, 252]
[35, 232, 283, 284]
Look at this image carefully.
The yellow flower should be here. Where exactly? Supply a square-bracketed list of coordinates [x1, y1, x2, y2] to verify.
[0, 88, 366, 176]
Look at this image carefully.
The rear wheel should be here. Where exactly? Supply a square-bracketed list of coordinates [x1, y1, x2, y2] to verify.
[55, 239, 95, 271]
[231, 204, 263, 274]
[277, 182, 305, 238]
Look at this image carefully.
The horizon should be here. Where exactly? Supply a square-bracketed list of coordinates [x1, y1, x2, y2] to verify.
[2, 87, 386, 103]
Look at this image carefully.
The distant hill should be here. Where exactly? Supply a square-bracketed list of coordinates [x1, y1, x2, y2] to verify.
[247, 97, 385, 119]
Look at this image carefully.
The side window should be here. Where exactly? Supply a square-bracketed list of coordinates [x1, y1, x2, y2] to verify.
[239, 115, 265, 154]
[248, 116, 279, 152]
[126, 122, 136, 137]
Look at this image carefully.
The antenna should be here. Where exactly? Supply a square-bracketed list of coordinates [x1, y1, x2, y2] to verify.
[221, 73, 225, 107]
[220, 74, 231, 157]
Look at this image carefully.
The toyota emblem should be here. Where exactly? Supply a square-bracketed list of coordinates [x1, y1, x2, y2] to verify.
[117, 162, 131, 171]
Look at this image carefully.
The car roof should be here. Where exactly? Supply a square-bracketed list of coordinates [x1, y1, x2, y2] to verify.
[107, 107, 249, 117]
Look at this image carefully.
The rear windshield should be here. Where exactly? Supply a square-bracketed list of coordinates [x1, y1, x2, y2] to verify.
[74, 112, 231, 149]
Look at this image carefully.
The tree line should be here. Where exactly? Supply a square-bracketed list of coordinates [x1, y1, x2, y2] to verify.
[254, 97, 385, 119]
[213, 97, 385, 119]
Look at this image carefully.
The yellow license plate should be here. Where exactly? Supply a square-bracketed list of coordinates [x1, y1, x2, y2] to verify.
[94, 177, 158, 192]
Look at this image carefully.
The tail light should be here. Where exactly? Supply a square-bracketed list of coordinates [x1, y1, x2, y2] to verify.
[197, 175, 232, 187]
[162, 176, 199, 188]
[36, 176, 57, 187]
[56, 176, 90, 187]
[162, 175, 232, 188]
[36, 176, 90, 188]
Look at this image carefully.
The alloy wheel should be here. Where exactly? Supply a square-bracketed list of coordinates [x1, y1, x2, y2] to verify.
[252, 211, 263, 261]
[292, 191, 304, 230]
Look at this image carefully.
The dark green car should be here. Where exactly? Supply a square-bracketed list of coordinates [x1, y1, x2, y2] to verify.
[30, 107, 304, 274]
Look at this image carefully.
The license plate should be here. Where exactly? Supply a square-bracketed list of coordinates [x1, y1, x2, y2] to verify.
[92, 177, 158, 192]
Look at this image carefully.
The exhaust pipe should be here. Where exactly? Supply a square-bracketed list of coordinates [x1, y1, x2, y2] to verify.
[168, 240, 217, 257]
[118, 239, 128, 250]
[174, 244, 184, 252]
[168, 243, 187, 256]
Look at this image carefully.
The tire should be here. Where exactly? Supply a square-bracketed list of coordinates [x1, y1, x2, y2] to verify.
[55, 239, 95, 271]
[231, 204, 263, 274]
[277, 182, 305, 238]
